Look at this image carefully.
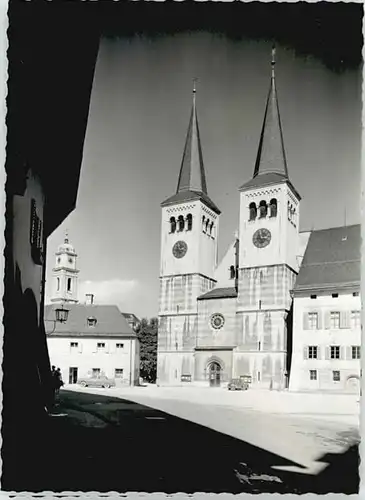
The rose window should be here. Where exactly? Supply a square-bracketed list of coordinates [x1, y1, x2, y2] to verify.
[210, 313, 225, 330]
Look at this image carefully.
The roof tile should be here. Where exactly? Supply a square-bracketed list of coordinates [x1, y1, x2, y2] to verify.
[45, 303, 136, 338]
[294, 224, 361, 292]
[198, 287, 237, 300]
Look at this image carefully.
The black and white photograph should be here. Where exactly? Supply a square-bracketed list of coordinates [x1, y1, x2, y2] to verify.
[2, 0, 363, 496]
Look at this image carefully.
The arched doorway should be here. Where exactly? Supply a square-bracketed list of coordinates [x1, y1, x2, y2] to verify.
[346, 375, 360, 394]
[208, 362, 221, 387]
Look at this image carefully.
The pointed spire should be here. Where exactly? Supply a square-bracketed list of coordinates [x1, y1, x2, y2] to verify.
[176, 79, 208, 194]
[253, 45, 288, 178]
[64, 230, 69, 244]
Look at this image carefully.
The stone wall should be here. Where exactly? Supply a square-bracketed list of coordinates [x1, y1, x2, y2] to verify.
[197, 297, 237, 347]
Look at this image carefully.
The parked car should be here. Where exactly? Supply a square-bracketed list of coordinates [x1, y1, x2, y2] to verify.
[227, 378, 249, 391]
[77, 375, 116, 388]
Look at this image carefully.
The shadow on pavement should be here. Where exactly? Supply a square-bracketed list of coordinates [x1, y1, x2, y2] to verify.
[2, 389, 359, 494]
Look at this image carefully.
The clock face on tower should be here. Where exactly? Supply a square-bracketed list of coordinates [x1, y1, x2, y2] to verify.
[172, 240, 188, 259]
[253, 228, 271, 248]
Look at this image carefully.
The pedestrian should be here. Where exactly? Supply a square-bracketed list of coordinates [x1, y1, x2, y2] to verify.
[54, 367, 64, 405]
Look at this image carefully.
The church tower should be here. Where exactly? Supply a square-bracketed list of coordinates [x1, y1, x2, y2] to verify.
[235, 47, 301, 389]
[50, 232, 79, 303]
[157, 82, 221, 386]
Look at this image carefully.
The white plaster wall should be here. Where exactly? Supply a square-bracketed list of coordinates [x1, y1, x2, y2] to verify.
[238, 183, 300, 271]
[157, 351, 195, 386]
[13, 171, 45, 321]
[197, 297, 237, 347]
[214, 240, 236, 287]
[51, 267, 79, 303]
[290, 293, 361, 392]
[233, 350, 286, 389]
[160, 201, 219, 279]
[47, 336, 138, 385]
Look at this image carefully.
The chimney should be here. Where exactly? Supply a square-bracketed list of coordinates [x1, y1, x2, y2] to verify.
[85, 294, 94, 305]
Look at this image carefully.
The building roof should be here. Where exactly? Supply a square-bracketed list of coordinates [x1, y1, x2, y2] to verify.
[198, 287, 238, 301]
[239, 172, 301, 200]
[161, 85, 221, 215]
[161, 190, 221, 215]
[56, 232, 77, 255]
[121, 312, 140, 324]
[294, 224, 361, 293]
[253, 49, 288, 179]
[239, 48, 300, 200]
[45, 303, 136, 338]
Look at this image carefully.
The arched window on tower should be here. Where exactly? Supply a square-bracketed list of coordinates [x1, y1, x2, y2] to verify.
[205, 218, 210, 232]
[249, 202, 257, 221]
[67, 278, 72, 292]
[229, 265, 235, 280]
[202, 215, 206, 232]
[178, 215, 185, 232]
[186, 214, 193, 231]
[259, 200, 268, 218]
[170, 217, 176, 233]
[209, 221, 214, 235]
[269, 198, 277, 218]
[292, 207, 296, 226]
[57, 277, 60, 291]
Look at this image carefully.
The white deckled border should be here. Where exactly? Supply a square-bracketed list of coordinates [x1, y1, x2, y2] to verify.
[0, 0, 363, 499]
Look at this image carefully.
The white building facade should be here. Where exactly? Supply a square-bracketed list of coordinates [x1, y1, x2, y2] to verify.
[289, 225, 361, 393]
[51, 233, 79, 303]
[46, 323, 140, 386]
[156, 49, 361, 392]
[45, 236, 140, 386]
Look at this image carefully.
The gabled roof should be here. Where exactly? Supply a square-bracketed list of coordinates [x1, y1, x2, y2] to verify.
[161, 85, 220, 215]
[198, 287, 237, 301]
[294, 224, 361, 294]
[45, 303, 136, 338]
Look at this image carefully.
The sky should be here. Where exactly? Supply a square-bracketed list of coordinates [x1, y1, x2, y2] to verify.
[45, 32, 361, 320]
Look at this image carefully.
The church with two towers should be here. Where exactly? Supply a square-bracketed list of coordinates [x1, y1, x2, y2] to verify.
[157, 49, 361, 391]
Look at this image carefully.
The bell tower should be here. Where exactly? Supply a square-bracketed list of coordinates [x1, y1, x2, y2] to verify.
[51, 232, 79, 303]
[157, 81, 221, 386]
[235, 47, 301, 389]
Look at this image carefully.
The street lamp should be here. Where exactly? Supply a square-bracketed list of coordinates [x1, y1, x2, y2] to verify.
[46, 305, 69, 333]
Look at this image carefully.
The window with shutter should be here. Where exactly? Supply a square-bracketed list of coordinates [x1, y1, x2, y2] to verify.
[330, 345, 340, 359]
[330, 312, 340, 329]
[340, 346, 345, 360]
[308, 346, 318, 359]
[351, 311, 361, 329]
[308, 313, 318, 330]
[303, 346, 309, 360]
[78, 343, 83, 353]
[325, 346, 330, 360]
[352, 346, 361, 359]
